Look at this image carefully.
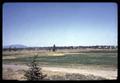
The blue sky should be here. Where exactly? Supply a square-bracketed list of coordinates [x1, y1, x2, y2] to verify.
[3, 3, 117, 47]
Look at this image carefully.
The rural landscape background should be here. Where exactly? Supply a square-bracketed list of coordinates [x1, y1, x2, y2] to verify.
[2, 3, 117, 80]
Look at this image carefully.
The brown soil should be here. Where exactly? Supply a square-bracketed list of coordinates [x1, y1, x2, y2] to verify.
[2, 64, 117, 80]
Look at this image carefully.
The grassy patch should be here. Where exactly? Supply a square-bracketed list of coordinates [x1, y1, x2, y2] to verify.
[3, 53, 117, 67]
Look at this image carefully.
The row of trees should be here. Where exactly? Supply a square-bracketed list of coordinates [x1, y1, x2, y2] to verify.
[3, 44, 117, 52]
[3, 44, 57, 52]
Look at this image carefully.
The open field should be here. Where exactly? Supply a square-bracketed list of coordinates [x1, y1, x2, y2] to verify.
[2, 49, 118, 80]
[3, 64, 116, 80]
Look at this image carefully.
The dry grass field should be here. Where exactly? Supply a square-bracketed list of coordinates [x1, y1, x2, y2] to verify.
[2, 48, 118, 80]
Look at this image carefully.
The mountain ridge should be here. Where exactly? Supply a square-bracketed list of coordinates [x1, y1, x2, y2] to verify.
[3, 44, 27, 48]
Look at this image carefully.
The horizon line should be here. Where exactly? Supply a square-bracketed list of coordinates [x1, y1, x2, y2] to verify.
[3, 44, 118, 47]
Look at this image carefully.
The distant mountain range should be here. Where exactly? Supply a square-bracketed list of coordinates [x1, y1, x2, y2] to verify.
[3, 44, 27, 48]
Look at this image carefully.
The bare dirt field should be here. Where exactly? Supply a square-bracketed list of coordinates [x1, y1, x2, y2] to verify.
[3, 63, 117, 80]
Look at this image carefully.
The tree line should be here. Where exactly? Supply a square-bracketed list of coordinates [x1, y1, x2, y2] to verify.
[3, 45, 117, 52]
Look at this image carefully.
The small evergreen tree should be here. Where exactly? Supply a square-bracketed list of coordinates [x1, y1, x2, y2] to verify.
[24, 55, 47, 80]
[53, 44, 56, 52]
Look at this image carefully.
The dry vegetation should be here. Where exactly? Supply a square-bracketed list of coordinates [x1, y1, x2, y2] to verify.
[3, 65, 108, 80]
[2, 48, 118, 80]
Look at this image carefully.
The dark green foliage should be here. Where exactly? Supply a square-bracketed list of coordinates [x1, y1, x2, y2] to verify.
[24, 55, 47, 80]
[52, 44, 56, 52]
